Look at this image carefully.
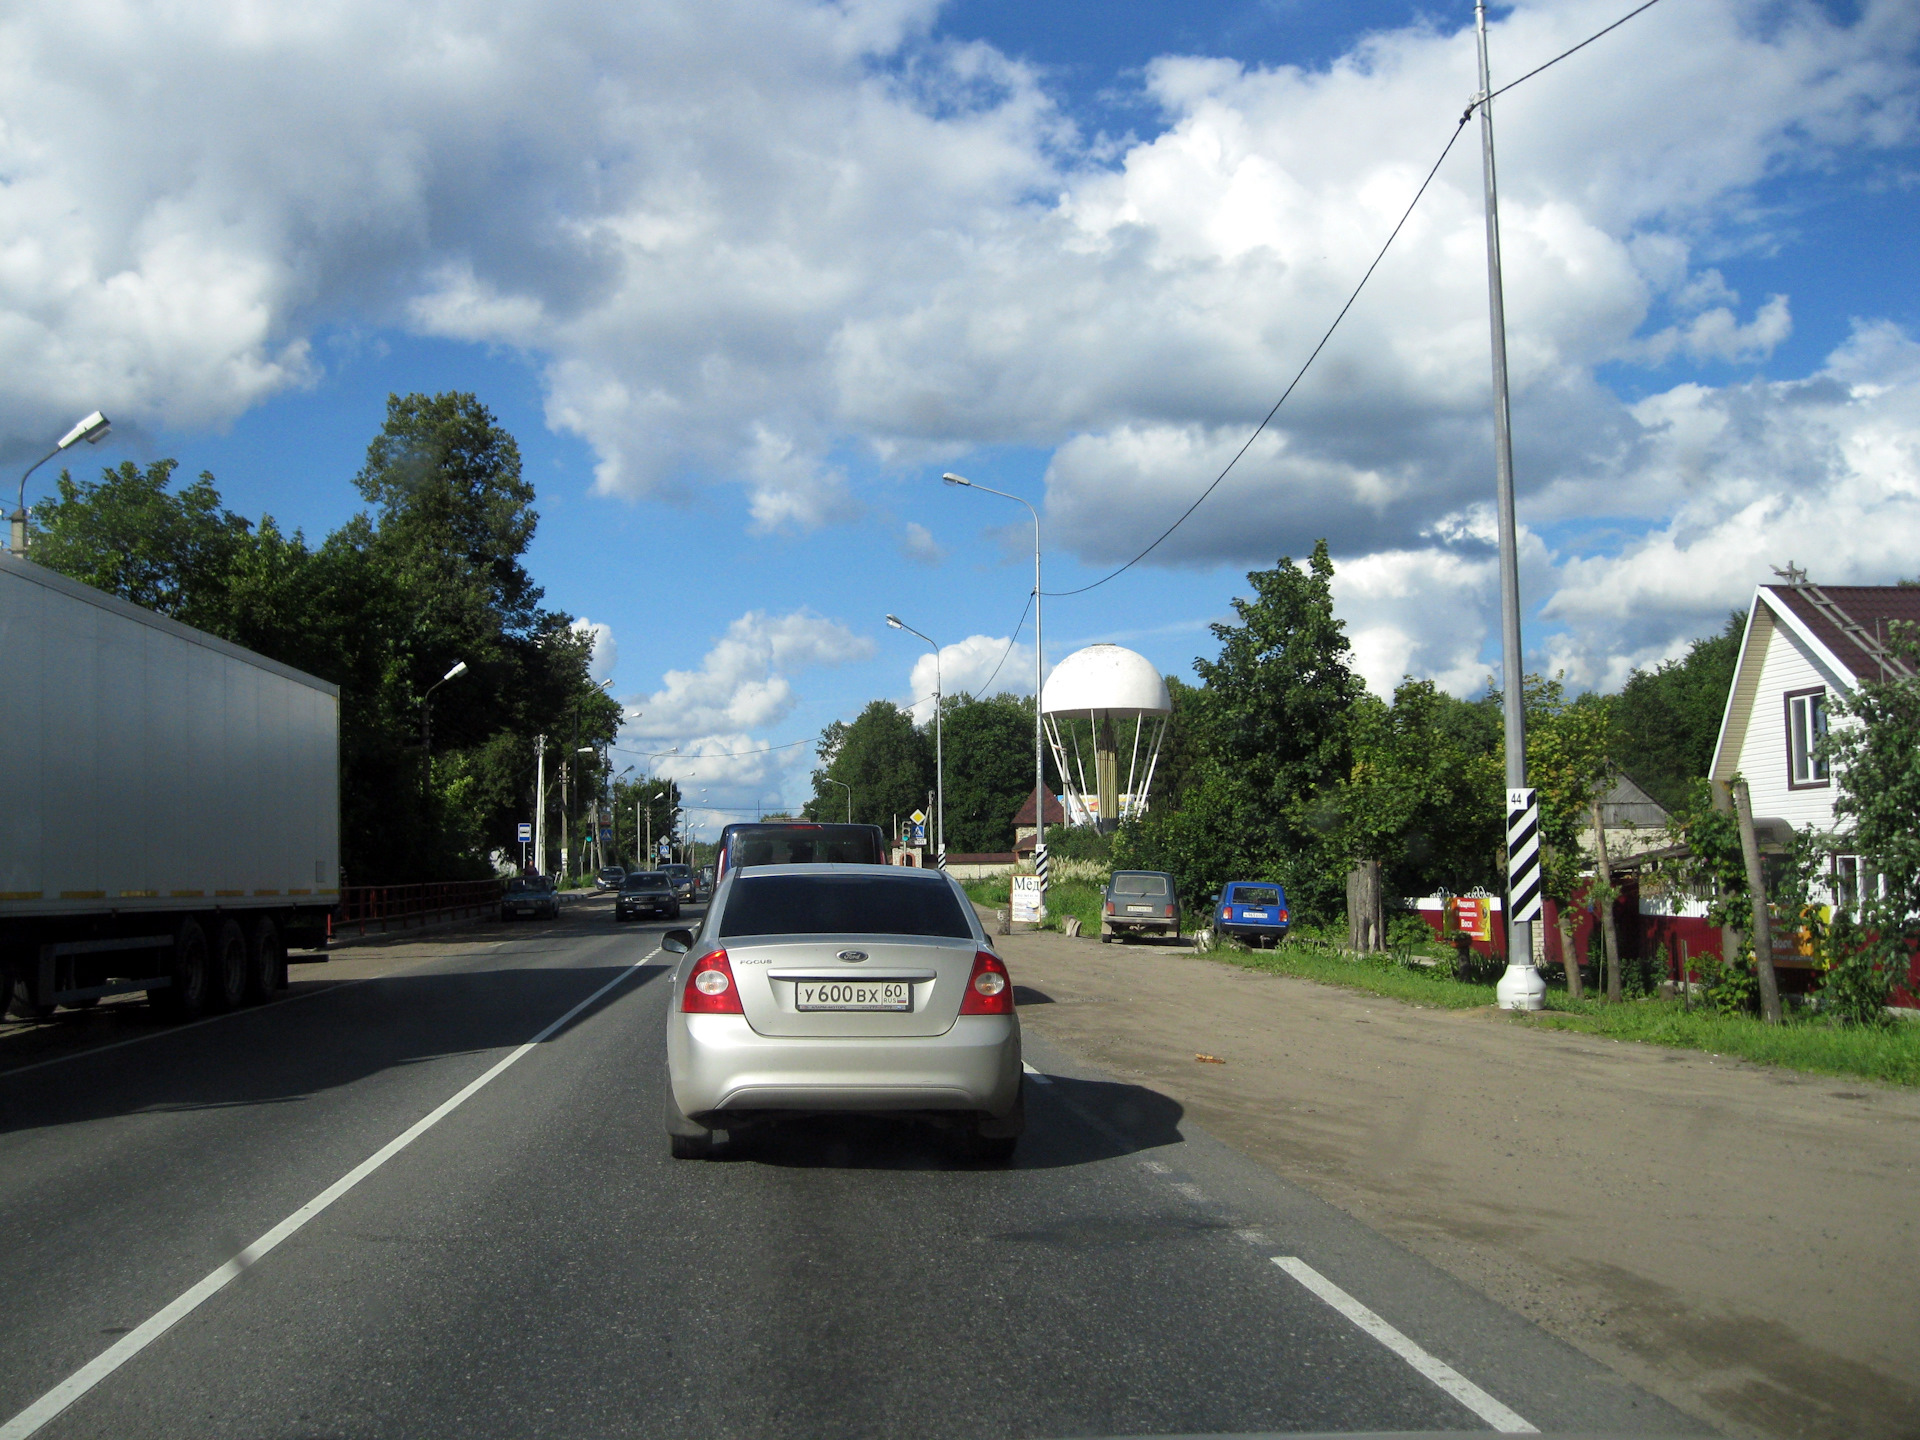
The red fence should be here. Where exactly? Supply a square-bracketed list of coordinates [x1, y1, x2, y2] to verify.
[331, 880, 506, 939]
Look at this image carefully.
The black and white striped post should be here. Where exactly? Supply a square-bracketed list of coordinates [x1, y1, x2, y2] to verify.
[1476, 2, 1544, 1009]
[1506, 786, 1543, 922]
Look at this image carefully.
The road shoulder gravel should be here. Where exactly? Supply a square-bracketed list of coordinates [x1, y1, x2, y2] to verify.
[995, 922, 1920, 1440]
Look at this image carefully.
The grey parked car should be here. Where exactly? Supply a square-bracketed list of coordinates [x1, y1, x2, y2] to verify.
[1101, 869, 1181, 943]
[662, 864, 1023, 1162]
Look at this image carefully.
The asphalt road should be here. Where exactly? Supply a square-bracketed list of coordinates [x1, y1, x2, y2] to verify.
[0, 899, 1706, 1439]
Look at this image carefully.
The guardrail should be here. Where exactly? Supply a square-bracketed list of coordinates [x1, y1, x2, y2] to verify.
[330, 880, 507, 940]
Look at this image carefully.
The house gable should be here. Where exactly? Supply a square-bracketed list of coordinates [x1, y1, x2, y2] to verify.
[1712, 586, 1860, 831]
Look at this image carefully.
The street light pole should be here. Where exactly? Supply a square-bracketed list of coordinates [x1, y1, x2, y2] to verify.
[886, 615, 944, 869]
[1474, 1, 1544, 1010]
[944, 473, 1044, 909]
[420, 660, 469, 799]
[10, 410, 111, 558]
[823, 777, 853, 823]
[534, 734, 547, 876]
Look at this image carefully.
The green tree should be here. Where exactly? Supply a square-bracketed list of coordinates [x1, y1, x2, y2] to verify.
[1820, 623, 1920, 1021]
[1335, 679, 1502, 903]
[1525, 677, 1618, 998]
[1116, 541, 1365, 919]
[30, 459, 255, 630]
[1613, 613, 1742, 811]
[939, 693, 1043, 853]
[806, 701, 933, 833]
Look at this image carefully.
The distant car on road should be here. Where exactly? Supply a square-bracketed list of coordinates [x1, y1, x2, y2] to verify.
[594, 866, 627, 891]
[713, 822, 887, 881]
[662, 863, 1022, 1162]
[501, 875, 559, 922]
[616, 871, 680, 922]
[1213, 881, 1290, 948]
[1101, 870, 1180, 943]
[660, 863, 697, 903]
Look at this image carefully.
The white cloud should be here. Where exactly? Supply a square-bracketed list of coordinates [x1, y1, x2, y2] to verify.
[1538, 320, 1920, 677]
[624, 608, 873, 741]
[570, 617, 617, 681]
[1, 0, 1916, 693]
[903, 632, 1034, 722]
[899, 521, 945, 564]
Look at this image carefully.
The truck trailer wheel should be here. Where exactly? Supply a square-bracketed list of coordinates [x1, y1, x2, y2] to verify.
[155, 920, 210, 1020]
[5, 966, 55, 1022]
[245, 918, 285, 1003]
[209, 920, 248, 1013]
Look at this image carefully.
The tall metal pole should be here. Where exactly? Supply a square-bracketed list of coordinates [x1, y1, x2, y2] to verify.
[1476, 1, 1544, 1010]
[1032, 511, 1045, 912]
[534, 734, 547, 876]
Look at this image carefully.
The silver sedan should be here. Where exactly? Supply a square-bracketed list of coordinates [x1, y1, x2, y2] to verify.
[661, 864, 1023, 1161]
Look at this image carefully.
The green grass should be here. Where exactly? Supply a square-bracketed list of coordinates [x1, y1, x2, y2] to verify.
[1513, 995, 1920, 1087]
[962, 876, 1106, 935]
[1199, 935, 1920, 1087]
[1210, 937, 1501, 1010]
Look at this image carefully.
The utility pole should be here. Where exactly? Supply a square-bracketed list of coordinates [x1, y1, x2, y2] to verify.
[534, 734, 547, 876]
[1475, 0, 1544, 1010]
[560, 759, 570, 881]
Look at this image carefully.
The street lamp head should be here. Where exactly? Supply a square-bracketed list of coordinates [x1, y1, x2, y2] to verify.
[941, 473, 970, 487]
[577, 746, 596, 755]
[885, 614, 903, 629]
[442, 660, 469, 682]
[57, 412, 111, 451]
[594, 677, 613, 691]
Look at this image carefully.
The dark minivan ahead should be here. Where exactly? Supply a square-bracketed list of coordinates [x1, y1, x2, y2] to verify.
[713, 822, 887, 881]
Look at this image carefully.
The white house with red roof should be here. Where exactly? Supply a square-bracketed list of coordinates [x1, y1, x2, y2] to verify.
[1711, 574, 1920, 910]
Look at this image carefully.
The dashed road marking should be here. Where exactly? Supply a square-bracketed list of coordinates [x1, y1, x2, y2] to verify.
[1272, 1256, 1537, 1434]
[0, 953, 657, 1440]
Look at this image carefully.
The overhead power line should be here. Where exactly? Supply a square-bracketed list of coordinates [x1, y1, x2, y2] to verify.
[1041, 0, 1668, 599]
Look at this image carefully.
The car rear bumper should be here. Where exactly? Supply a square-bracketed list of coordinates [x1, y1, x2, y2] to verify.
[1101, 916, 1178, 934]
[1219, 923, 1289, 940]
[668, 1013, 1021, 1121]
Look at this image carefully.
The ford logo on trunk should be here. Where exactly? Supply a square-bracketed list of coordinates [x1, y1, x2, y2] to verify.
[837, 949, 868, 962]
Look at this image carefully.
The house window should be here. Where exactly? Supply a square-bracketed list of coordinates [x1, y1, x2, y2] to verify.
[1786, 688, 1829, 788]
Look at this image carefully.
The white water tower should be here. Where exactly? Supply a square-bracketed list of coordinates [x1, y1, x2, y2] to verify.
[1040, 644, 1172, 833]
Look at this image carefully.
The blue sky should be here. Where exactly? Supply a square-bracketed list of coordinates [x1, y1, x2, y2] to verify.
[3, 0, 1916, 828]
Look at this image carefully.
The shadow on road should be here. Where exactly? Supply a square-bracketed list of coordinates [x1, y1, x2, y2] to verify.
[720, 1074, 1185, 1173]
[0, 963, 667, 1137]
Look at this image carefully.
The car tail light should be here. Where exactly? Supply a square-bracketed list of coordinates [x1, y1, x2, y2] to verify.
[1221, 906, 1233, 920]
[959, 950, 1012, 1016]
[1104, 900, 1114, 915]
[1278, 909, 1289, 922]
[681, 949, 742, 1014]
[1164, 905, 1175, 918]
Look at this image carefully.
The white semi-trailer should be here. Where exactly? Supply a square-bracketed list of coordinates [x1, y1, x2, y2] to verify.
[1, 555, 339, 1020]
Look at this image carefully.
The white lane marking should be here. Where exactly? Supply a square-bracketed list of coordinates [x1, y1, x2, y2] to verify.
[1271, 1257, 1538, 1434]
[1020, 1061, 1051, 1084]
[0, 953, 656, 1440]
[1138, 1159, 1171, 1174]
[1171, 1181, 1208, 1202]
[1233, 1228, 1269, 1246]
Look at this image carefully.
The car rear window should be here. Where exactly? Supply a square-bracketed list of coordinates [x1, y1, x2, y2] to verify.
[1110, 873, 1170, 897]
[506, 878, 536, 893]
[718, 874, 973, 939]
[1231, 886, 1280, 905]
[732, 832, 881, 866]
[623, 873, 670, 888]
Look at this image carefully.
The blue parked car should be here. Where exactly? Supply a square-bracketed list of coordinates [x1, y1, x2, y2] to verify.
[1213, 881, 1290, 947]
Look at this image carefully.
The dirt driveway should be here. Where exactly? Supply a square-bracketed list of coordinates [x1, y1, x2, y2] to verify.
[996, 925, 1920, 1440]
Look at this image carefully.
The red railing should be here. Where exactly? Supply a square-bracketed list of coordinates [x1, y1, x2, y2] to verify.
[331, 880, 507, 939]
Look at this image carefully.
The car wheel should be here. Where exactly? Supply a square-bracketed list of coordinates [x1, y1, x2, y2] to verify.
[669, 1132, 714, 1160]
[961, 1127, 1017, 1164]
